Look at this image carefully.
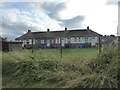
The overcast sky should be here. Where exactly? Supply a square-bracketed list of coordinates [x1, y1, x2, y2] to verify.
[0, 0, 119, 40]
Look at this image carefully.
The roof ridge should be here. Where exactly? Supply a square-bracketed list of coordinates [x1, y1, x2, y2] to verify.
[32, 29, 88, 33]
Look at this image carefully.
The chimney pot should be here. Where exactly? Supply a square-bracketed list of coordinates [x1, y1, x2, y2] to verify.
[28, 30, 31, 33]
[47, 28, 50, 32]
[87, 26, 89, 29]
[65, 27, 67, 31]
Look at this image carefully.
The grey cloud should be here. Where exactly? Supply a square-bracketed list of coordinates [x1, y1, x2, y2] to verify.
[39, 2, 85, 29]
[28, 2, 85, 29]
[106, 2, 118, 5]
[59, 16, 85, 29]
[1, 28, 20, 41]
[40, 2, 66, 20]
[106, 0, 119, 5]
[1, 16, 39, 40]
[27, 2, 66, 20]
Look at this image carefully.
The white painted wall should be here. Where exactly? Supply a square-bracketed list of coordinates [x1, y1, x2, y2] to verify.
[66, 37, 98, 44]
[58, 38, 60, 44]
[24, 40, 26, 44]
[21, 40, 26, 47]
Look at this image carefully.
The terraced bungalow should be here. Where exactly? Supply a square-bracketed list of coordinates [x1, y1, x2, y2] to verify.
[15, 26, 100, 49]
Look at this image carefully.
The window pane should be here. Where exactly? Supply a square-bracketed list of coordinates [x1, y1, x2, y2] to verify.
[74, 38, 77, 42]
[41, 40, 44, 44]
[67, 38, 71, 43]
[29, 39, 32, 44]
[52, 40, 54, 43]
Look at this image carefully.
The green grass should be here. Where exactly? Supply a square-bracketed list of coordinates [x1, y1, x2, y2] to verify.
[2, 47, 118, 88]
[32, 48, 98, 62]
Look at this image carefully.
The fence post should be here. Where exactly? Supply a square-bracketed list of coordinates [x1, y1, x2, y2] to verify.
[98, 35, 101, 54]
[90, 36, 91, 47]
[60, 38, 62, 59]
[32, 39, 34, 53]
[10, 41, 12, 52]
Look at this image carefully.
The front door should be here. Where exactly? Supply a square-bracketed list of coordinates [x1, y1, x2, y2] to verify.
[47, 40, 50, 47]
[61, 40, 64, 46]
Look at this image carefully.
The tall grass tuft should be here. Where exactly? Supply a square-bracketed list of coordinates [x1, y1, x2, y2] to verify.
[63, 46, 118, 88]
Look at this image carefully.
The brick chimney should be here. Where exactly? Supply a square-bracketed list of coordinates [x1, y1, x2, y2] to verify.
[65, 27, 67, 31]
[47, 28, 50, 32]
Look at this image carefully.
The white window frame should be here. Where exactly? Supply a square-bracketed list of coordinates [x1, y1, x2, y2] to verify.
[51, 40, 54, 43]
[41, 40, 44, 44]
[29, 39, 32, 44]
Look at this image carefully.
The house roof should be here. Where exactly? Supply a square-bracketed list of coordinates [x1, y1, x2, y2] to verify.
[15, 29, 100, 40]
[0, 37, 7, 41]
